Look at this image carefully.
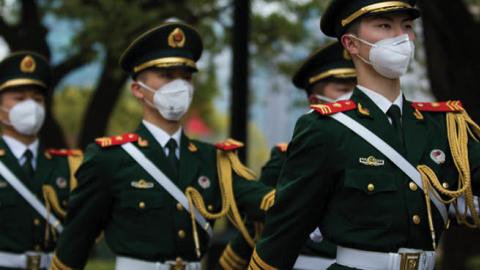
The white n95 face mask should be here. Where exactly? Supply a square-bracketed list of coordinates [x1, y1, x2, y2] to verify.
[137, 79, 194, 121]
[2, 99, 45, 135]
[349, 34, 415, 79]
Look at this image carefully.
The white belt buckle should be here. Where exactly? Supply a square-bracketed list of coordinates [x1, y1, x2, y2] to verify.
[399, 252, 421, 270]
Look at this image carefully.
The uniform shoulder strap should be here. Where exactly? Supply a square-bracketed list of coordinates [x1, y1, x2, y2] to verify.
[275, 143, 288, 153]
[215, 138, 244, 151]
[95, 133, 139, 148]
[411, 100, 463, 112]
[310, 100, 357, 115]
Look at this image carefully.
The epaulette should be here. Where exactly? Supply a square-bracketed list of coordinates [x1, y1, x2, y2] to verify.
[215, 138, 244, 151]
[95, 133, 139, 148]
[46, 149, 83, 157]
[276, 143, 288, 153]
[310, 100, 356, 115]
[411, 100, 463, 112]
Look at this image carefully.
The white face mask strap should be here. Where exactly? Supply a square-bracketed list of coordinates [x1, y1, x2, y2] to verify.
[313, 94, 336, 103]
[346, 34, 374, 65]
[135, 81, 158, 109]
[356, 54, 372, 65]
[347, 34, 376, 47]
[136, 81, 156, 94]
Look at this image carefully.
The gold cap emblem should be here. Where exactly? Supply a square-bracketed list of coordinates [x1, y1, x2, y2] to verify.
[20, 55, 36, 73]
[168, 28, 186, 48]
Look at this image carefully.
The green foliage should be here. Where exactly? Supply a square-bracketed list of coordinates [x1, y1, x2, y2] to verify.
[106, 86, 143, 136]
[36, 0, 328, 148]
[52, 86, 91, 147]
[467, 256, 480, 270]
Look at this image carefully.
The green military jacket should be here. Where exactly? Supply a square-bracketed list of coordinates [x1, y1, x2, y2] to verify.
[0, 137, 79, 270]
[220, 145, 336, 270]
[250, 89, 480, 270]
[53, 124, 273, 269]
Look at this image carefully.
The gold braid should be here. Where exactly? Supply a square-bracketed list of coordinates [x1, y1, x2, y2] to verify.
[185, 149, 258, 258]
[416, 109, 480, 249]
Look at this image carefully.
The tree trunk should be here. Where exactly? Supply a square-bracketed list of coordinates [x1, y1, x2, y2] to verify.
[417, 1, 480, 269]
[78, 53, 128, 148]
[418, 0, 480, 120]
[229, 0, 250, 162]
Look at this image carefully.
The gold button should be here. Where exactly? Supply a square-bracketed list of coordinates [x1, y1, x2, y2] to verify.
[176, 203, 184, 211]
[442, 182, 449, 189]
[178, 230, 186, 239]
[138, 201, 146, 209]
[367, 183, 375, 192]
[34, 245, 41, 251]
[409, 182, 418, 191]
[33, 218, 41, 226]
[208, 205, 214, 211]
[412, 214, 421, 224]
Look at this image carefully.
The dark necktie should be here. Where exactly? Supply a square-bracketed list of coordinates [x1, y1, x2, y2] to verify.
[166, 139, 179, 177]
[22, 149, 34, 180]
[387, 105, 403, 143]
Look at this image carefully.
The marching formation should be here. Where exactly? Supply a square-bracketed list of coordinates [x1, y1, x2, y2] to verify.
[0, 1, 478, 270]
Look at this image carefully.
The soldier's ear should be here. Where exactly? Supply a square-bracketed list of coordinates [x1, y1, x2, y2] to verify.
[130, 82, 145, 100]
[341, 34, 360, 56]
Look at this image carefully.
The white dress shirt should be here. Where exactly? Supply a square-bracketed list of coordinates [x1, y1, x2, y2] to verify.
[357, 85, 403, 124]
[2, 135, 39, 169]
[142, 120, 182, 159]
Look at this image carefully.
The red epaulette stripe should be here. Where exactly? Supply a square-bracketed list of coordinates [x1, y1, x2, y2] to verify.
[215, 138, 244, 151]
[310, 100, 357, 115]
[276, 143, 288, 153]
[47, 149, 82, 156]
[411, 100, 463, 112]
[95, 133, 139, 148]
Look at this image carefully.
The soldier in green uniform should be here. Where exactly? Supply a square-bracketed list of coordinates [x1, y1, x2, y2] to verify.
[248, 0, 480, 269]
[0, 51, 82, 270]
[50, 22, 274, 270]
[218, 42, 356, 270]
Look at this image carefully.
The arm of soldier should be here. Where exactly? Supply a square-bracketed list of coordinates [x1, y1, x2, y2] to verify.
[217, 147, 286, 270]
[218, 223, 255, 270]
[51, 145, 113, 270]
[468, 138, 480, 194]
[232, 173, 274, 221]
[249, 114, 334, 270]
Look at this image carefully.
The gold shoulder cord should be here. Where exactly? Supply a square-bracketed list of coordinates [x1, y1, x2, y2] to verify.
[67, 152, 83, 191]
[42, 185, 67, 246]
[185, 149, 257, 258]
[417, 110, 480, 249]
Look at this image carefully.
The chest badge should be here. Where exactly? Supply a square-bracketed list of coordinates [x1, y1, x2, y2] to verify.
[56, 177, 68, 189]
[198, 176, 211, 189]
[131, 179, 154, 189]
[359, 156, 385, 167]
[430, 149, 446, 164]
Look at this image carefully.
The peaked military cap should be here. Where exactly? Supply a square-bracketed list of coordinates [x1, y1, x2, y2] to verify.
[321, 0, 421, 38]
[292, 42, 356, 91]
[120, 22, 203, 76]
[0, 51, 51, 92]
